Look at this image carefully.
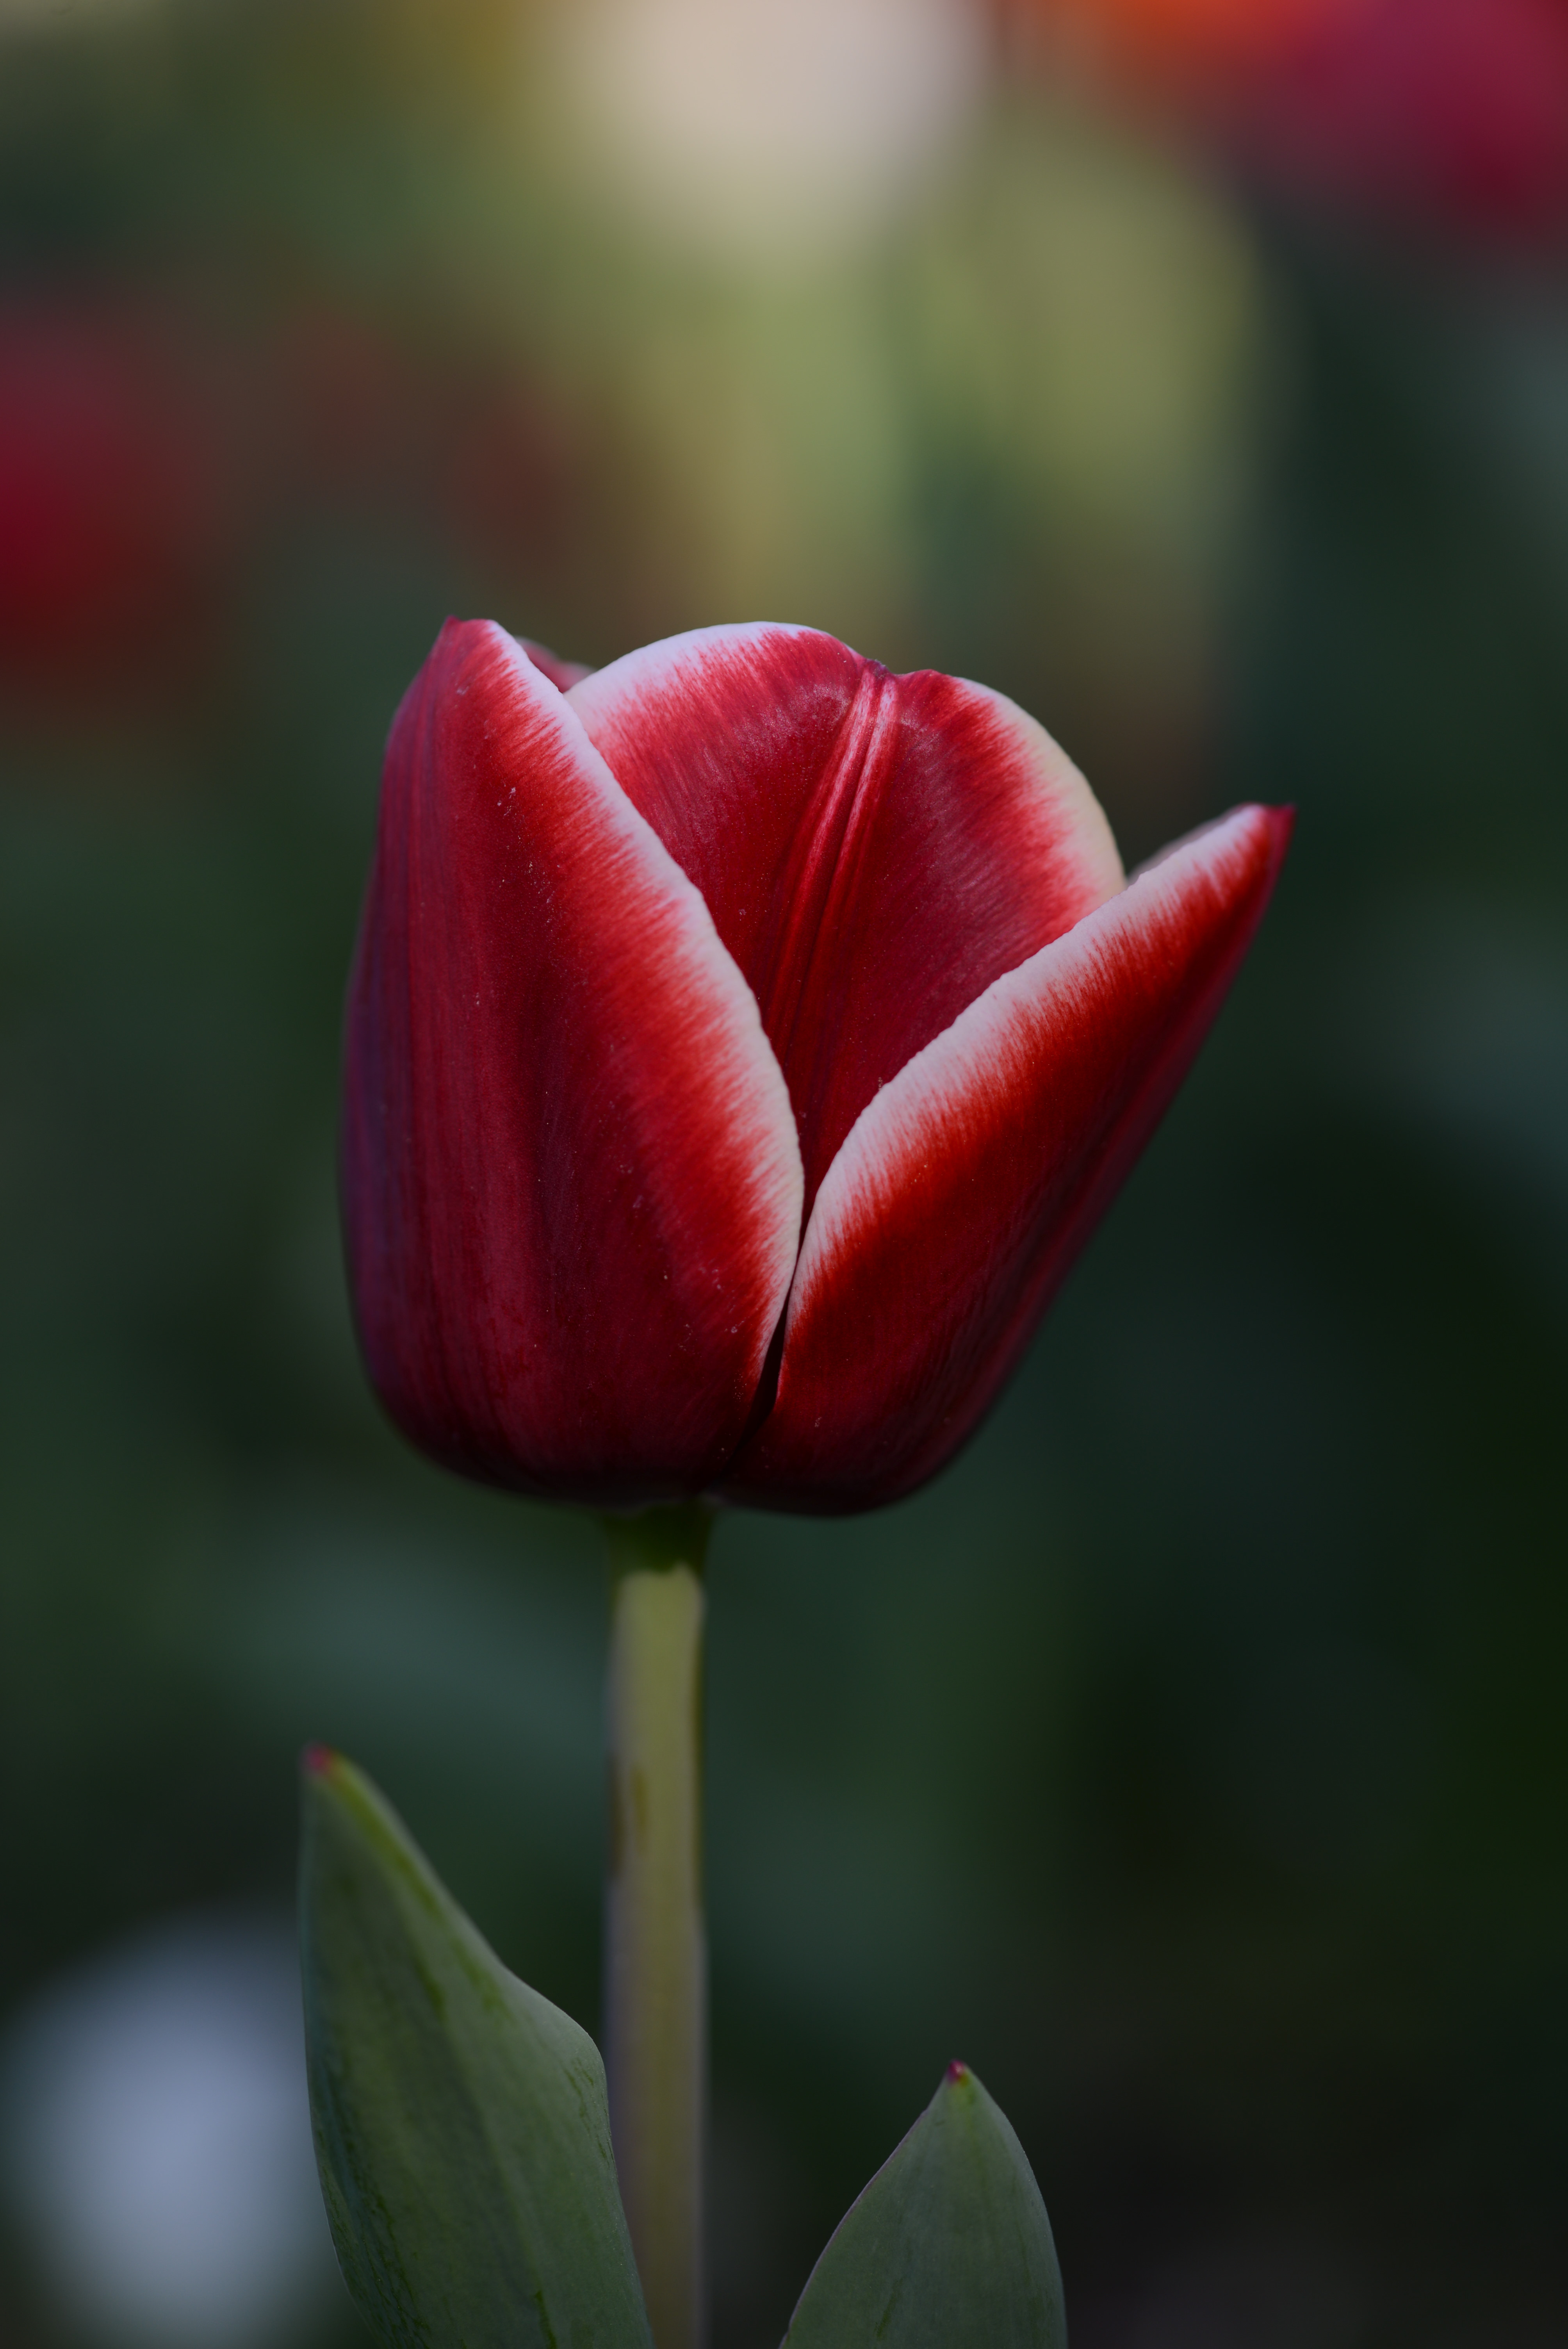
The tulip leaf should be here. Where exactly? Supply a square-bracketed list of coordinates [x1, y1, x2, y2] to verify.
[299, 1747, 653, 2349]
[782, 2062, 1067, 2349]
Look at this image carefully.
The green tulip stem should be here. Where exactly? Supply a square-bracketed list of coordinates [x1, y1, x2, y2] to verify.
[602, 1504, 715, 2349]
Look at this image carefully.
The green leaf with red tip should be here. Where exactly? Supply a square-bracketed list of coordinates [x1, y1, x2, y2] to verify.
[299, 1748, 652, 2349]
[782, 2062, 1067, 2349]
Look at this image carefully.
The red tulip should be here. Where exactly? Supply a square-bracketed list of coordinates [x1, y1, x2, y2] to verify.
[342, 620, 1289, 1514]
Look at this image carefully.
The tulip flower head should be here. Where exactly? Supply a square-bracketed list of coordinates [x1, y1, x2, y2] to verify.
[342, 622, 1289, 1514]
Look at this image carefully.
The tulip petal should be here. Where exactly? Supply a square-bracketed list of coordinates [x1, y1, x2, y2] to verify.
[723, 805, 1292, 1512]
[570, 626, 1123, 1212]
[342, 619, 803, 1507]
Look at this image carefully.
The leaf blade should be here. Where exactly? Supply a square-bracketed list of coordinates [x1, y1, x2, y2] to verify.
[300, 1747, 653, 2349]
[783, 2062, 1067, 2349]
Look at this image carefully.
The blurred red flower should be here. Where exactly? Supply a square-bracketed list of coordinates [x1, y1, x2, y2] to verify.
[1245, 0, 1568, 236]
[1025, 0, 1568, 237]
[0, 299, 248, 703]
[1039, 0, 1357, 85]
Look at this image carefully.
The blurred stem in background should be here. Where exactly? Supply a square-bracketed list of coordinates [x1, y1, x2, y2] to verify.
[602, 1504, 715, 2349]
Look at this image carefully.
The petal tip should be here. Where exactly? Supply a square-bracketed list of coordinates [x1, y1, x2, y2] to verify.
[513, 632, 593, 692]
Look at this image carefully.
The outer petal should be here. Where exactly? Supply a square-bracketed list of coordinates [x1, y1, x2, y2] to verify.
[722, 805, 1292, 1513]
[342, 618, 803, 1507]
[569, 626, 1123, 1212]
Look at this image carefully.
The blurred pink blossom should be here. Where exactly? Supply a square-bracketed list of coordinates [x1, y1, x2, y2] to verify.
[1017, 0, 1568, 238]
[1243, 0, 1568, 237]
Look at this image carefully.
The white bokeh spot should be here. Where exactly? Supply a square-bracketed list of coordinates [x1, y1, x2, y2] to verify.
[550, 0, 990, 262]
[1, 1915, 339, 2349]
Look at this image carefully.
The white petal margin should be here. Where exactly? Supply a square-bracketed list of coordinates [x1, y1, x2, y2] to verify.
[474, 629, 809, 1452]
[722, 804, 1289, 1512]
[567, 618, 818, 717]
[570, 626, 1123, 950]
[345, 621, 805, 1502]
[946, 671, 1125, 906]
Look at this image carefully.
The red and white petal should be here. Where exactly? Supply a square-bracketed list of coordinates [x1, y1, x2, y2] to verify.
[569, 626, 1123, 1214]
[514, 633, 593, 691]
[342, 619, 802, 1508]
[721, 804, 1292, 1514]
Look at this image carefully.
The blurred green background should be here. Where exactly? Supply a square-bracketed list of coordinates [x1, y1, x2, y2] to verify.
[2, 1, 1565, 2344]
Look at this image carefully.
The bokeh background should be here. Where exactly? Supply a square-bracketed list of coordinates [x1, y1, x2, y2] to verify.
[2, 0, 1566, 2343]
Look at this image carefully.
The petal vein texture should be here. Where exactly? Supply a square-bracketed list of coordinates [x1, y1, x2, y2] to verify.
[570, 625, 1123, 1214]
[344, 615, 1291, 1517]
[723, 804, 1293, 1511]
[342, 619, 802, 1507]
